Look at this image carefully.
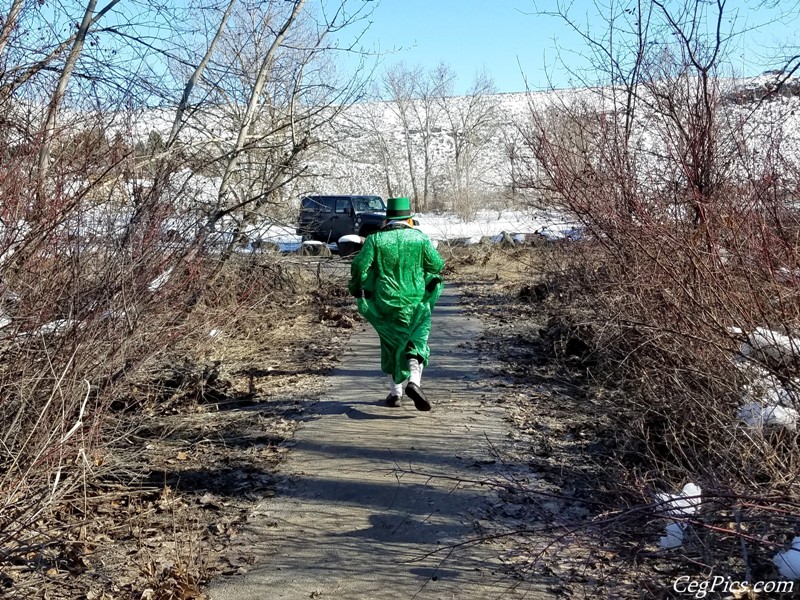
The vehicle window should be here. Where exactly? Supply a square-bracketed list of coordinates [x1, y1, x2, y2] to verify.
[335, 198, 351, 213]
[302, 197, 333, 212]
[353, 196, 385, 212]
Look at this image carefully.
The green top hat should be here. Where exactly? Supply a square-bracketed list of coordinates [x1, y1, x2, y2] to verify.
[385, 197, 414, 220]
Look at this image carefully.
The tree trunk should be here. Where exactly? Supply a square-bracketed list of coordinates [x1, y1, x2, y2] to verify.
[216, 0, 306, 213]
[167, 0, 236, 148]
[35, 0, 121, 210]
[0, 0, 25, 63]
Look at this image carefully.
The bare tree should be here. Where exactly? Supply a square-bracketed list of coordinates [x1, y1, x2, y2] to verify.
[344, 88, 403, 197]
[196, 1, 373, 245]
[35, 0, 122, 207]
[167, 0, 237, 149]
[215, 0, 307, 214]
[383, 62, 423, 205]
[409, 63, 455, 211]
[437, 70, 498, 219]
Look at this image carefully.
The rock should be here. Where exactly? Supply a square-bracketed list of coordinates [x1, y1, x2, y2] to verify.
[490, 231, 517, 246]
[440, 237, 472, 248]
[519, 283, 549, 303]
[250, 239, 280, 253]
[299, 241, 332, 257]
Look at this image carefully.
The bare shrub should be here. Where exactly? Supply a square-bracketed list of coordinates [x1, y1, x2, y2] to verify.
[0, 0, 375, 581]
[514, 0, 800, 585]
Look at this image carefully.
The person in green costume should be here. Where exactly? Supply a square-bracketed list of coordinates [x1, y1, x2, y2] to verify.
[348, 197, 445, 411]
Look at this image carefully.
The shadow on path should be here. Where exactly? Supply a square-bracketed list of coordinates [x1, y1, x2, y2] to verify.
[209, 287, 554, 600]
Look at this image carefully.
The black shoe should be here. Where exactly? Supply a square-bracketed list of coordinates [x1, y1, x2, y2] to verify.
[385, 394, 401, 407]
[405, 382, 431, 411]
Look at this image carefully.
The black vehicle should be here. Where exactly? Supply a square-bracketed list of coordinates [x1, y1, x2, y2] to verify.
[297, 195, 388, 243]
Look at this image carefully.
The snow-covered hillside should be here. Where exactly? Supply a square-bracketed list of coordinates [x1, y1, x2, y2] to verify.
[126, 73, 800, 213]
[81, 71, 800, 255]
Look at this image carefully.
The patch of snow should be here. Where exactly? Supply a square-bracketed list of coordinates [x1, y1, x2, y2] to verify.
[655, 483, 702, 517]
[730, 328, 800, 431]
[736, 363, 797, 406]
[338, 234, 364, 244]
[743, 327, 800, 364]
[0, 219, 30, 265]
[147, 268, 173, 292]
[36, 319, 78, 335]
[198, 210, 573, 255]
[774, 536, 800, 579]
[737, 402, 799, 431]
[414, 209, 569, 243]
[659, 522, 686, 549]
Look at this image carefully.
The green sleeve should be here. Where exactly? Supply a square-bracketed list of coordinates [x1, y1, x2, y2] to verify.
[348, 235, 375, 295]
[423, 238, 445, 276]
[421, 238, 445, 306]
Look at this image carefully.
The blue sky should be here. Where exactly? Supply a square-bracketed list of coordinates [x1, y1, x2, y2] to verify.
[349, 1, 556, 93]
[340, 0, 800, 95]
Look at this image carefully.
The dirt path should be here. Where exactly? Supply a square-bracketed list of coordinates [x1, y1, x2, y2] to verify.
[209, 287, 554, 600]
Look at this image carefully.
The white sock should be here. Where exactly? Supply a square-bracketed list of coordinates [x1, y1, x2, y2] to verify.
[388, 374, 403, 397]
[408, 358, 423, 386]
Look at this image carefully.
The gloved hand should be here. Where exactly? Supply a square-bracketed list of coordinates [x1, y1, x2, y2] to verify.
[353, 288, 372, 299]
[425, 277, 442, 292]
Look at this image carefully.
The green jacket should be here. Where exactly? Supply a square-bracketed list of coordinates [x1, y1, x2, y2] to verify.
[349, 224, 445, 383]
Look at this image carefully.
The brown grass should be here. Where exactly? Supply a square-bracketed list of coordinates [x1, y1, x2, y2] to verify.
[448, 235, 800, 596]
